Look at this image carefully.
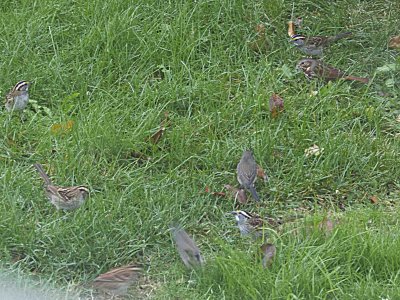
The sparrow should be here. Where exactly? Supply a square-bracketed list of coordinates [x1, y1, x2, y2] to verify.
[4, 81, 31, 112]
[260, 243, 276, 268]
[237, 150, 260, 201]
[269, 94, 284, 118]
[296, 58, 369, 84]
[33, 163, 89, 210]
[231, 210, 284, 239]
[230, 210, 267, 239]
[170, 225, 204, 269]
[93, 264, 142, 296]
[288, 21, 352, 56]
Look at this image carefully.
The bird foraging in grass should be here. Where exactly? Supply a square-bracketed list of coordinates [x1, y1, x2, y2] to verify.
[237, 150, 260, 201]
[288, 21, 352, 56]
[33, 163, 89, 210]
[93, 264, 143, 296]
[296, 58, 369, 84]
[170, 225, 204, 269]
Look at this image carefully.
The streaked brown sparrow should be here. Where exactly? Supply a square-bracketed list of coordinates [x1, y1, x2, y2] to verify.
[237, 150, 260, 201]
[33, 163, 89, 210]
[297, 58, 369, 83]
[4, 81, 31, 112]
[170, 225, 204, 269]
[288, 21, 352, 56]
[269, 94, 284, 118]
[93, 264, 142, 296]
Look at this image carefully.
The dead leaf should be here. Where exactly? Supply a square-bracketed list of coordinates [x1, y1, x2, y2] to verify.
[304, 144, 324, 157]
[150, 127, 166, 144]
[256, 165, 269, 182]
[224, 184, 247, 204]
[205, 186, 226, 198]
[389, 35, 400, 49]
[50, 120, 75, 135]
[370, 195, 379, 204]
[149, 112, 169, 144]
[212, 191, 226, 197]
[255, 23, 266, 36]
[260, 243, 276, 268]
[287, 21, 295, 36]
[269, 94, 284, 118]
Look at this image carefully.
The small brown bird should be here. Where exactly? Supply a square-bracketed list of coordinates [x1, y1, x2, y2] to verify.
[33, 163, 89, 210]
[269, 94, 284, 118]
[297, 58, 369, 84]
[288, 21, 352, 56]
[260, 243, 276, 268]
[170, 225, 204, 269]
[93, 264, 142, 296]
[237, 150, 260, 201]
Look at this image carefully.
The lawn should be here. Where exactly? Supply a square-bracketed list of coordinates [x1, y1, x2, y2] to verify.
[0, 0, 399, 299]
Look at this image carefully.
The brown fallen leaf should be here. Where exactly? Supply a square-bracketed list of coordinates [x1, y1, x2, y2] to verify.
[287, 21, 295, 37]
[150, 127, 166, 144]
[370, 195, 379, 204]
[205, 186, 226, 198]
[269, 94, 284, 118]
[50, 120, 74, 135]
[260, 243, 276, 268]
[256, 165, 269, 182]
[149, 111, 170, 144]
[224, 184, 247, 204]
[389, 36, 400, 49]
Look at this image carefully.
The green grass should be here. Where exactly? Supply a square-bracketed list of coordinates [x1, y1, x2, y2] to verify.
[1, 0, 400, 299]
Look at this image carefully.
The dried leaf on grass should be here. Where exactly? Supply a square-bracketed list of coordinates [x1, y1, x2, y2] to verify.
[224, 184, 247, 204]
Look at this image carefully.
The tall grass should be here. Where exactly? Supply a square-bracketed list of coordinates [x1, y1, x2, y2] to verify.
[0, 0, 399, 298]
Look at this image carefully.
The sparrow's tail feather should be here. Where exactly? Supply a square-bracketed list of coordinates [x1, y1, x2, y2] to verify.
[33, 163, 52, 185]
[249, 185, 260, 201]
[344, 75, 369, 84]
[330, 31, 352, 43]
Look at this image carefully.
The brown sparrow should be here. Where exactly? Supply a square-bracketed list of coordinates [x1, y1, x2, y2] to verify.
[269, 94, 284, 118]
[297, 58, 369, 83]
[288, 21, 352, 56]
[93, 264, 142, 296]
[4, 81, 30, 112]
[237, 150, 260, 201]
[170, 225, 204, 269]
[33, 163, 89, 210]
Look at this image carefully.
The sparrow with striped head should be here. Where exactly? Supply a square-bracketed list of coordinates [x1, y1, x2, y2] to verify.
[288, 21, 352, 56]
[33, 163, 89, 210]
[230, 210, 266, 239]
[5, 81, 31, 112]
